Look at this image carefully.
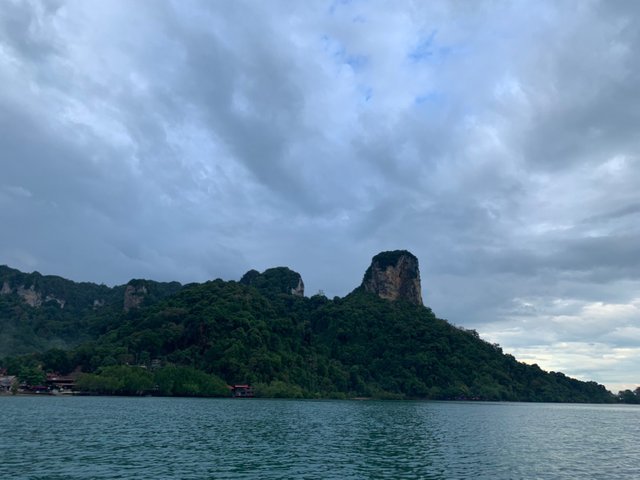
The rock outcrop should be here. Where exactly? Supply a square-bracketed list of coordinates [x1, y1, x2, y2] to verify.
[361, 250, 423, 305]
[290, 275, 304, 297]
[44, 295, 66, 309]
[17, 285, 43, 308]
[240, 267, 304, 297]
[123, 283, 148, 312]
[0, 265, 180, 319]
[1, 279, 65, 308]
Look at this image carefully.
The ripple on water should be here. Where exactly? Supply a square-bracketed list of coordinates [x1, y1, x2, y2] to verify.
[1, 397, 639, 479]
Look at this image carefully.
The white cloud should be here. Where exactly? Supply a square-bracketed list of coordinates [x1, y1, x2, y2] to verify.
[505, 342, 640, 393]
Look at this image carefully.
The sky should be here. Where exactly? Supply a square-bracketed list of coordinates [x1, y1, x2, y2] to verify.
[1, 0, 639, 393]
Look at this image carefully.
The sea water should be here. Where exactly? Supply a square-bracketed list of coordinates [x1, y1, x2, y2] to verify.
[1, 396, 638, 479]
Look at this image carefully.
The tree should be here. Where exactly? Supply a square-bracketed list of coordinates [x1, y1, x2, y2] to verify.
[618, 389, 639, 404]
[18, 366, 45, 386]
[40, 348, 72, 374]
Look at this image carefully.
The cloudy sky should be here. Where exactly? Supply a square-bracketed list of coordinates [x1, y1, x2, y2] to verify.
[1, 0, 639, 392]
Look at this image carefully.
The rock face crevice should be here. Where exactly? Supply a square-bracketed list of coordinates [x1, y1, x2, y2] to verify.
[361, 250, 423, 305]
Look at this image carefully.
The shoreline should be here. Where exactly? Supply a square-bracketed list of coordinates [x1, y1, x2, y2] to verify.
[1, 392, 629, 405]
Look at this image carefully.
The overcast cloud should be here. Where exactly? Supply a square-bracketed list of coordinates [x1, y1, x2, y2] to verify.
[1, 0, 639, 392]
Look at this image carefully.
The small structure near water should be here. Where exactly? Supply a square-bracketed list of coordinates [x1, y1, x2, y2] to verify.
[46, 373, 77, 394]
[230, 384, 254, 398]
[0, 375, 16, 393]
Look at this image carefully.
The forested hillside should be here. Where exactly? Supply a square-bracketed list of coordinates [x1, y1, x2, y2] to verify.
[0, 256, 615, 402]
[0, 265, 180, 356]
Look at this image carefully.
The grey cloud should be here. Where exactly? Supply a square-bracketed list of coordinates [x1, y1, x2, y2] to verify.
[513, 3, 640, 171]
[582, 203, 640, 225]
[1, 0, 640, 390]
[0, 0, 62, 61]
[438, 233, 640, 282]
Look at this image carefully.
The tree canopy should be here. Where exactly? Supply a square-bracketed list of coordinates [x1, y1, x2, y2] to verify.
[0, 268, 618, 402]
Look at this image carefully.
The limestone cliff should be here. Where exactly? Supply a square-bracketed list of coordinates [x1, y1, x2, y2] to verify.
[361, 250, 423, 305]
[123, 283, 148, 312]
[290, 275, 304, 297]
[17, 285, 43, 307]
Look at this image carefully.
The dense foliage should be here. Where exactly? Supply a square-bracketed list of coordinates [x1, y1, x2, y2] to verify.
[0, 266, 618, 402]
[0, 265, 180, 357]
[239, 267, 303, 296]
[76, 365, 228, 396]
[368, 250, 418, 270]
[617, 387, 640, 404]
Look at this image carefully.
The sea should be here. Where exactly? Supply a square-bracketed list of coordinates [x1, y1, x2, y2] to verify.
[1, 396, 638, 479]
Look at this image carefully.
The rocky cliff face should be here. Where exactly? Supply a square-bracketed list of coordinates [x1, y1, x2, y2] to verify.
[16, 285, 43, 307]
[0, 265, 181, 315]
[123, 283, 148, 312]
[0, 282, 66, 308]
[290, 276, 304, 297]
[361, 250, 423, 305]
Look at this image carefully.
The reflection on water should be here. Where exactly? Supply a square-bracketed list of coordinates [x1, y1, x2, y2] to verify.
[1, 397, 639, 479]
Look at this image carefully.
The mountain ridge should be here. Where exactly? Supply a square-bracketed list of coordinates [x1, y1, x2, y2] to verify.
[0, 253, 616, 402]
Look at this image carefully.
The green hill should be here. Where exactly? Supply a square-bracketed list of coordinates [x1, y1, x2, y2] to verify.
[0, 255, 615, 402]
[0, 265, 181, 357]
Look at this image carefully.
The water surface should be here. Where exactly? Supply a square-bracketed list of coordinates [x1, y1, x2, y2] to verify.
[1, 397, 638, 479]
